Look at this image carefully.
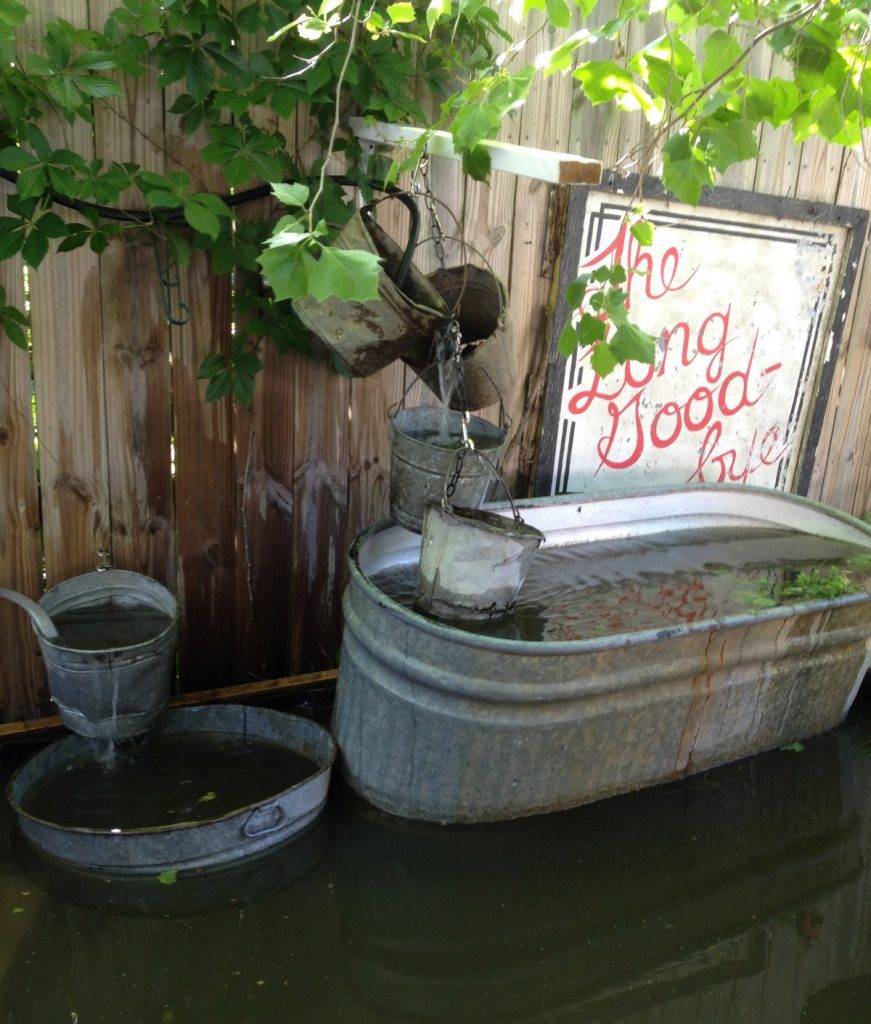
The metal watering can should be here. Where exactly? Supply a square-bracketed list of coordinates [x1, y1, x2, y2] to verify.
[1, 567, 177, 739]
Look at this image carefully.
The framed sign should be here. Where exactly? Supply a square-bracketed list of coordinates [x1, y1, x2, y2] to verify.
[535, 176, 868, 498]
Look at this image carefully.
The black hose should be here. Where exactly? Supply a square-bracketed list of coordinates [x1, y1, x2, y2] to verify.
[0, 169, 420, 288]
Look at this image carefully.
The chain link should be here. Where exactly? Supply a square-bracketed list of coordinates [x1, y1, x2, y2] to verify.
[443, 446, 467, 508]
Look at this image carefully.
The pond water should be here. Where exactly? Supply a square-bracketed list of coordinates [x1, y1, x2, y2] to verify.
[370, 526, 871, 639]
[1, 694, 870, 1024]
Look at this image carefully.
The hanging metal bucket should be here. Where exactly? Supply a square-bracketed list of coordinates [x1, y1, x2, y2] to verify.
[416, 450, 544, 621]
[0, 570, 178, 740]
[388, 406, 508, 532]
[405, 264, 516, 411]
[292, 198, 448, 377]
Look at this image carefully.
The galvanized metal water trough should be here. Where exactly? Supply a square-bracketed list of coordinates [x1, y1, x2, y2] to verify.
[333, 484, 871, 823]
[8, 705, 336, 873]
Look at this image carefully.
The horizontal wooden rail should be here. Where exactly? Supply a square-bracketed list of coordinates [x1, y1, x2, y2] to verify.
[348, 117, 603, 185]
[0, 668, 339, 743]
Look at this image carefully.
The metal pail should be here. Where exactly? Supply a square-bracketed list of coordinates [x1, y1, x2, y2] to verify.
[293, 207, 448, 377]
[417, 504, 544, 622]
[37, 570, 178, 739]
[388, 407, 507, 532]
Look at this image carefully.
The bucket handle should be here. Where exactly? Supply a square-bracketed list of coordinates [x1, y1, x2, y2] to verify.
[388, 358, 511, 431]
[0, 587, 59, 640]
[442, 447, 524, 525]
[242, 804, 287, 838]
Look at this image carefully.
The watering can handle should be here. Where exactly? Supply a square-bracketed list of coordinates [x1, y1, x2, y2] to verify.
[0, 587, 59, 640]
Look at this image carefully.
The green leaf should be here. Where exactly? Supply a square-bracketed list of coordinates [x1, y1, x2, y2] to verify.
[545, 0, 571, 29]
[702, 30, 743, 82]
[578, 312, 606, 346]
[387, 2, 416, 23]
[565, 275, 589, 307]
[272, 182, 310, 207]
[11, 907, 25, 915]
[205, 368, 233, 402]
[461, 144, 491, 180]
[183, 198, 220, 239]
[590, 342, 619, 377]
[697, 113, 757, 172]
[0, 146, 38, 170]
[591, 266, 612, 283]
[779, 742, 805, 753]
[426, 0, 450, 33]
[744, 77, 800, 128]
[0, 0, 28, 27]
[573, 60, 660, 119]
[609, 322, 656, 364]
[198, 352, 228, 379]
[198, 791, 218, 803]
[258, 244, 309, 301]
[157, 869, 178, 886]
[305, 246, 381, 302]
[558, 319, 578, 357]
[21, 230, 48, 267]
[46, 75, 83, 110]
[661, 132, 714, 205]
[630, 219, 654, 245]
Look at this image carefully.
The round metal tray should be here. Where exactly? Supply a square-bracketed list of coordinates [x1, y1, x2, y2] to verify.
[7, 705, 336, 874]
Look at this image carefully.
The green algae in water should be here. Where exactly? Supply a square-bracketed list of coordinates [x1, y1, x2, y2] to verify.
[369, 526, 871, 642]
[21, 732, 318, 830]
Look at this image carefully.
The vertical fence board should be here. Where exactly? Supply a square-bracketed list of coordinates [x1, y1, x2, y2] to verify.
[502, 14, 577, 491]
[0, 186, 45, 718]
[806, 149, 871, 516]
[291, 354, 349, 673]
[24, 0, 111, 585]
[164, 115, 238, 689]
[91, 0, 174, 587]
[231, 92, 299, 681]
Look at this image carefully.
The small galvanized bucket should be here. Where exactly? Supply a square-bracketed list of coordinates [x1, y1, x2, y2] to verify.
[416, 449, 544, 622]
[293, 201, 448, 377]
[1, 569, 178, 739]
[407, 264, 517, 412]
[388, 392, 508, 531]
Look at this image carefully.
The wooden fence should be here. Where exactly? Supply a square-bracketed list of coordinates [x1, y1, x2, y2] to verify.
[1, 1, 869, 723]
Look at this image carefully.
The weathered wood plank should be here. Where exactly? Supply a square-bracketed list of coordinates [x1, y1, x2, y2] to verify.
[805, 147, 871, 516]
[0, 184, 46, 719]
[164, 111, 238, 689]
[91, 0, 175, 587]
[290, 350, 350, 673]
[501, 13, 577, 491]
[23, 0, 111, 585]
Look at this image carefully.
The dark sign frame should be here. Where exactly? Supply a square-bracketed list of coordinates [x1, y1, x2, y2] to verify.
[534, 173, 869, 498]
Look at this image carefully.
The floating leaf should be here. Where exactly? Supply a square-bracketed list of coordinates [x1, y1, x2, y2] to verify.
[198, 791, 218, 803]
[157, 869, 178, 885]
[779, 742, 805, 753]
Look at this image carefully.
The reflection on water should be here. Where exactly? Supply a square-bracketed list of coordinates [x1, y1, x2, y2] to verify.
[1, 697, 870, 1024]
[370, 527, 871, 641]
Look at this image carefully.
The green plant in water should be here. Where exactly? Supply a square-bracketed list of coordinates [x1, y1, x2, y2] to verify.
[0, 0, 868, 404]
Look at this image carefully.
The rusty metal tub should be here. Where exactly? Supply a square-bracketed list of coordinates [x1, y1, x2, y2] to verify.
[332, 485, 871, 823]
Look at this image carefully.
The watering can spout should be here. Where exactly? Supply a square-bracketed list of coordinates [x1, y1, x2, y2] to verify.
[0, 587, 59, 641]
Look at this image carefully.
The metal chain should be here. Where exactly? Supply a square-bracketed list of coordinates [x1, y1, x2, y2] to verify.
[443, 446, 467, 508]
[412, 145, 474, 447]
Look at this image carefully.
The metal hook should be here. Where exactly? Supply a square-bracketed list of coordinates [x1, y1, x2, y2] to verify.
[152, 236, 191, 327]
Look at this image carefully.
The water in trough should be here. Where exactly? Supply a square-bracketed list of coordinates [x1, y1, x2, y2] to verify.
[369, 525, 871, 637]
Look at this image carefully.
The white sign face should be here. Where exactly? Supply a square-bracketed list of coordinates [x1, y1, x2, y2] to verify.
[543, 188, 852, 496]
